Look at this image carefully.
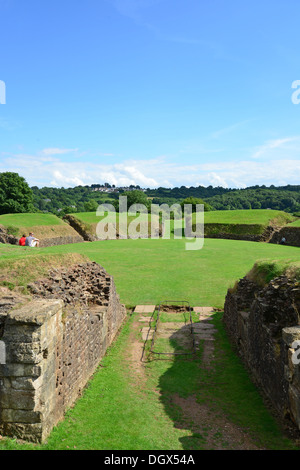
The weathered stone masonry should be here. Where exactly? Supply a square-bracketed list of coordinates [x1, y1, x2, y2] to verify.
[0, 262, 126, 443]
[224, 274, 300, 431]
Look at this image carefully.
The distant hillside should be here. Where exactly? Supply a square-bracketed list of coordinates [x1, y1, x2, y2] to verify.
[30, 184, 300, 214]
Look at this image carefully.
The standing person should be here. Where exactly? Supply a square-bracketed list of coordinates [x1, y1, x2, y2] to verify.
[19, 234, 26, 246]
[25, 232, 40, 248]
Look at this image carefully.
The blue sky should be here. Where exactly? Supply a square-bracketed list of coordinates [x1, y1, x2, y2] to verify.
[1, 0, 300, 189]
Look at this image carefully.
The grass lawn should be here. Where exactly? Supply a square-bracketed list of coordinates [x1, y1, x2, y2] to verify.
[1, 237, 299, 308]
[0, 237, 299, 450]
[38, 237, 300, 307]
[0, 213, 66, 227]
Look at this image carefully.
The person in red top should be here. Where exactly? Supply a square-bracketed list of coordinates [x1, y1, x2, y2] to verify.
[19, 234, 26, 246]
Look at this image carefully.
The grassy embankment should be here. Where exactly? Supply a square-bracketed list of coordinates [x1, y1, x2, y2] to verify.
[72, 208, 298, 241]
[196, 209, 297, 238]
[290, 219, 300, 227]
[0, 213, 79, 240]
[69, 211, 160, 239]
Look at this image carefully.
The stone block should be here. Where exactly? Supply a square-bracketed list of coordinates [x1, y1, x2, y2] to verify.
[6, 299, 63, 326]
[282, 326, 300, 347]
[0, 422, 43, 443]
[1, 408, 42, 424]
[6, 341, 43, 364]
[0, 389, 36, 410]
[135, 305, 156, 314]
[193, 307, 214, 314]
[0, 363, 41, 378]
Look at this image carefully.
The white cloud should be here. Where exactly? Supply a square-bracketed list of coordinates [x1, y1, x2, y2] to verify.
[1, 146, 300, 189]
[50, 170, 85, 187]
[41, 148, 79, 156]
[250, 137, 298, 159]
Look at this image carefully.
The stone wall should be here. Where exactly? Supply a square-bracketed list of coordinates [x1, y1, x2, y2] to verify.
[0, 225, 18, 245]
[38, 234, 84, 247]
[63, 215, 96, 241]
[223, 274, 300, 430]
[0, 262, 126, 443]
[64, 214, 164, 241]
[191, 223, 275, 242]
[269, 226, 300, 247]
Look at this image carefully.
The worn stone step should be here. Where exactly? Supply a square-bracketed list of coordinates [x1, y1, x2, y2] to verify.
[138, 316, 153, 322]
[193, 307, 214, 315]
[134, 305, 156, 314]
[141, 327, 154, 341]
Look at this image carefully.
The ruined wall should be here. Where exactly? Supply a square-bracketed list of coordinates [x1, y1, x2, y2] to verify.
[63, 215, 96, 241]
[38, 235, 84, 247]
[0, 262, 126, 443]
[223, 275, 300, 430]
[269, 226, 300, 247]
[0, 226, 18, 245]
[190, 223, 275, 242]
[64, 214, 164, 241]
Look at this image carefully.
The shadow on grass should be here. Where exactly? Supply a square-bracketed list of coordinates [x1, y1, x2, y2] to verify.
[147, 312, 298, 451]
[146, 314, 212, 451]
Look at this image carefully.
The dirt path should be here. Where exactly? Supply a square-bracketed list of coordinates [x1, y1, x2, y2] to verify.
[125, 305, 264, 450]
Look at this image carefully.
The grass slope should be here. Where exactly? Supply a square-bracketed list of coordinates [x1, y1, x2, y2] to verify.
[70, 211, 158, 238]
[0, 213, 65, 227]
[202, 209, 295, 226]
[0, 213, 79, 239]
[290, 219, 300, 227]
[0, 246, 88, 290]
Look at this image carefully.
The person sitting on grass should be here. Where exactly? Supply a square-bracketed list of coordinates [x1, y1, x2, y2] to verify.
[25, 232, 40, 248]
[280, 237, 286, 245]
[19, 234, 26, 246]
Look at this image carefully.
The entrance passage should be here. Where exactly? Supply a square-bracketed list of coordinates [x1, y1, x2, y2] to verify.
[136, 303, 217, 362]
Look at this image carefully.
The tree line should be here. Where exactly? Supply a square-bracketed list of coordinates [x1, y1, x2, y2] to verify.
[1, 172, 300, 216]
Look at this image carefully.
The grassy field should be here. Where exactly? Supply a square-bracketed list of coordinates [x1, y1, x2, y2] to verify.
[0, 236, 299, 450]
[1, 237, 300, 307]
[71, 209, 297, 241]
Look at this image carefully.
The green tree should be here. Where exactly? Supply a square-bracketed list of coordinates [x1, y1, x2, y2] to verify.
[122, 190, 150, 211]
[84, 199, 99, 212]
[181, 196, 212, 212]
[0, 172, 34, 214]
